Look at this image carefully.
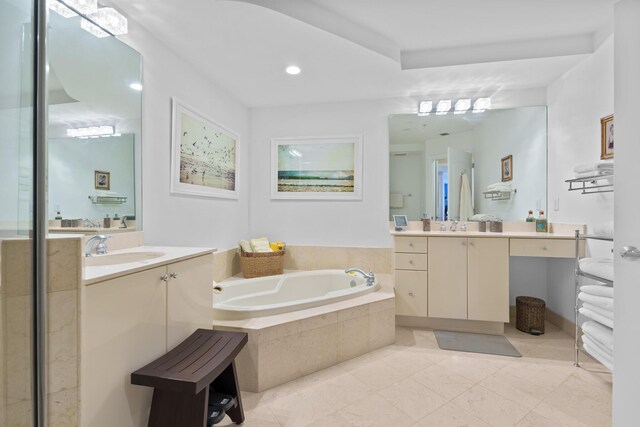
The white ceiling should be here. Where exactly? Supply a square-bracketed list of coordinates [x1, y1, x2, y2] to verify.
[105, 0, 613, 108]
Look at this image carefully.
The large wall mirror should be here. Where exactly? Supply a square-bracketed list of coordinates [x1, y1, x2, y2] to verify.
[389, 107, 547, 222]
[47, 6, 142, 231]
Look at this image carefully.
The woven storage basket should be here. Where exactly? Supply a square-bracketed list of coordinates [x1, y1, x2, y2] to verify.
[240, 250, 285, 278]
[516, 296, 546, 334]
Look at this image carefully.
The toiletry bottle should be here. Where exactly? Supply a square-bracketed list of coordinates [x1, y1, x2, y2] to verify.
[103, 214, 111, 229]
[535, 210, 548, 233]
[55, 210, 62, 220]
[526, 210, 534, 222]
[422, 213, 431, 231]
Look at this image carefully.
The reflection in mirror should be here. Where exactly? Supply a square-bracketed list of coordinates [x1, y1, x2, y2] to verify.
[47, 4, 141, 232]
[389, 107, 547, 222]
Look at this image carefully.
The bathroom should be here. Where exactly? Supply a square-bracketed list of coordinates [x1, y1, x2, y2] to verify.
[1, 0, 638, 426]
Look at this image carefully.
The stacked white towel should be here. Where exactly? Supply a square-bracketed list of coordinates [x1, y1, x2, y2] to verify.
[579, 285, 614, 328]
[582, 320, 614, 371]
[486, 182, 512, 192]
[592, 222, 614, 240]
[470, 214, 498, 222]
[573, 161, 614, 181]
[579, 258, 614, 282]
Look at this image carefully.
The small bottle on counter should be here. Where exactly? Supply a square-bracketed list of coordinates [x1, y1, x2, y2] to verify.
[526, 210, 535, 222]
[103, 214, 111, 229]
[422, 213, 431, 231]
[535, 210, 548, 233]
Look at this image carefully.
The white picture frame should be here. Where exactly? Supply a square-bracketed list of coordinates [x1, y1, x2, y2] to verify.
[170, 98, 239, 199]
[270, 135, 363, 200]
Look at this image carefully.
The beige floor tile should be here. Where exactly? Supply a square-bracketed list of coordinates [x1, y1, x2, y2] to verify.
[515, 409, 587, 427]
[266, 387, 336, 426]
[309, 372, 372, 411]
[337, 394, 414, 427]
[410, 364, 475, 400]
[453, 385, 530, 427]
[415, 401, 491, 427]
[376, 377, 447, 421]
[438, 354, 510, 383]
[527, 402, 591, 427]
[479, 369, 551, 410]
[217, 406, 281, 427]
[380, 346, 436, 376]
[348, 359, 407, 391]
[306, 412, 355, 427]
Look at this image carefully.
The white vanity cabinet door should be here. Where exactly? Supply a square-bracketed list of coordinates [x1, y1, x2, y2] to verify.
[81, 266, 167, 427]
[166, 253, 215, 350]
[468, 238, 510, 322]
[394, 270, 428, 316]
[428, 237, 468, 319]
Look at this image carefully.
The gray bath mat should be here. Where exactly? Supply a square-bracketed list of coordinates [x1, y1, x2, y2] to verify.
[434, 330, 521, 357]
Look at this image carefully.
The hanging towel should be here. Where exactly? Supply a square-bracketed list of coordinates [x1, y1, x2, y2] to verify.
[580, 284, 614, 298]
[582, 320, 614, 353]
[579, 258, 614, 282]
[582, 302, 613, 321]
[390, 193, 404, 208]
[459, 173, 474, 221]
[582, 338, 613, 371]
[574, 161, 614, 174]
[578, 292, 614, 311]
[579, 307, 614, 328]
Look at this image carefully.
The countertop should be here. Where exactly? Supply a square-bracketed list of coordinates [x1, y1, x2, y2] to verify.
[83, 245, 216, 285]
[390, 230, 578, 239]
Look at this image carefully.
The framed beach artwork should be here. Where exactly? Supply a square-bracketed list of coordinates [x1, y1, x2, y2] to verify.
[170, 98, 238, 199]
[501, 155, 513, 182]
[601, 114, 614, 160]
[270, 135, 363, 200]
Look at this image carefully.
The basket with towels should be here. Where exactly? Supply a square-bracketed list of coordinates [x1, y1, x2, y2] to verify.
[238, 237, 286, 278]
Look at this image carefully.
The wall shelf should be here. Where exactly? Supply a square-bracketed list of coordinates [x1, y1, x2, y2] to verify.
[565, 172, 613, 194]
[88, 195, 127, 204]
[483, 189, 515, 201]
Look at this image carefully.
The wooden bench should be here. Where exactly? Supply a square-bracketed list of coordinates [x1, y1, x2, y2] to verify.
[131, 329, 248, 426]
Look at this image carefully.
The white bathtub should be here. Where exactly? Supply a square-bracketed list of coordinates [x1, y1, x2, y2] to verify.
[213, 269, 380, 320]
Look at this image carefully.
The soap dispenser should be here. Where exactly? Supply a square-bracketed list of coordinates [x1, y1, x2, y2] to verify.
[535, 210, 548, 233]
[103, 214, 111, 229]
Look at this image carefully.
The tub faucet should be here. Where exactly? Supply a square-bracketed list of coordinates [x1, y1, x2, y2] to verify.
[85, 235, 111, 257]
[344, 268, 376, 286]
[450, 221, 459, 232]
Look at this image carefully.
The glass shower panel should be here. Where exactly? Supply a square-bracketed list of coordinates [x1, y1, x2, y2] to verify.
[0, 0, 36, 426]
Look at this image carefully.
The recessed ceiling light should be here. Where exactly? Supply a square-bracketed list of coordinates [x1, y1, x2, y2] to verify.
[286, 65, 301, 75]
[129, 82, 143, 91]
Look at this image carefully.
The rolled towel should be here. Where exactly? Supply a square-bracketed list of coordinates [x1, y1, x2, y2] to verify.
[579, 258, 614, 282]
[592, 222, 614, 239]
[470, 214, 498, 222]
[579, 307, 613, 328]
[239, 240, 252, 253]
[578, 292, 613, 311]
[582, 302, 613, 321]
[250, 237, 273, 253]
[583, 338, 613, 371]
[580, 284, 614, 298]
[487, 182, 511, 192]
[582, 320, 613, 353]
[574, 161, 614, 174]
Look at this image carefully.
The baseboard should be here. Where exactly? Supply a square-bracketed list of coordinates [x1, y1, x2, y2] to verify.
[510, 305, 576, 338]
[396, 315, 504, 335]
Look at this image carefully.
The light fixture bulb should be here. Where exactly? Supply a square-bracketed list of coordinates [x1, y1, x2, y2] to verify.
[286, 65, 301, 75]
[454, 99, 471, 114]
[81, 7, 128, 38]
[67, 125, 115, 138]
[418, 100, 433, 115]
[473, 97, 491, 112]
[129, 83, 143, 91]
[436, 99, 452, 115]
[49, 0, 98, 17]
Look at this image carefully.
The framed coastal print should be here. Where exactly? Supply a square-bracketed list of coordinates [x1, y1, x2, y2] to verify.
[501, 155, 513, 182]
[94, 170, 110, 190]
[601, 114, 614, 160]
[270, 135, 363, 200]
[170, 98, 239, 199]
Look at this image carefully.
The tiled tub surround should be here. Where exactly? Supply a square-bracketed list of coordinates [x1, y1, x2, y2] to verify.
[214, 274, 395, 392]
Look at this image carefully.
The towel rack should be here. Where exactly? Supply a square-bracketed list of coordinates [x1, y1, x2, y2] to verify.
[482, 189, 516, 201]
[565, 171, 614, 194]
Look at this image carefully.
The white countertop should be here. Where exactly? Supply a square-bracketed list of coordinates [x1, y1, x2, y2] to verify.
[83, 245, 216, 285]
[390, 230, 578, 239]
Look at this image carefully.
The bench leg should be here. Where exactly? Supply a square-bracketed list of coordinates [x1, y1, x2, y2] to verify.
[212, 361, 245, 424]
[148, 386, 208, 427]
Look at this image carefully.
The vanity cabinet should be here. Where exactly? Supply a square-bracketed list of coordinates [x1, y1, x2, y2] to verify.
[394, 236, 429, 317]
[428, 237, 468, 319]
[81, 253, 214, 427]
[468, 238, 509, 322]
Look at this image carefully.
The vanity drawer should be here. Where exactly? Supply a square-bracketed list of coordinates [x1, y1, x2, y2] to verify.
[395, 253, 428, 270]
[510, 238, 579, 258]
[394, 236, 428, 254]
[394, 270, 428, 317]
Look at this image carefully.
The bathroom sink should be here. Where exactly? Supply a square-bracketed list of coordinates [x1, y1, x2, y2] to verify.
[85, 251, 165, 266]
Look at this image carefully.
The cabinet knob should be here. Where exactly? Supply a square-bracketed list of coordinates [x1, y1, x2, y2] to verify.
[160, 274, 169, 282]
[409, 292, 415, 297]
[469, 241, 475, 246]
[542, 246, 548, 251]
[462, 241, 467, 246]
[409, 243, 414, 246]
[170, 272, 179, 279]
[409, 260, 413, 264]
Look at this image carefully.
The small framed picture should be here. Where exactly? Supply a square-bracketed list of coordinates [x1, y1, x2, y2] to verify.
[95, 170, 110, 190]
[501, 155, 513, 182]
[601, 114, 614, 160]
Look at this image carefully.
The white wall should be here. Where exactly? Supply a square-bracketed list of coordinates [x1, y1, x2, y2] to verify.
[389, 150, 425, 221]
[613, 1, 640, 424]
[249, 90, 546, 247]
[546, 36, 614, 320]
[117, 22, 250, 250]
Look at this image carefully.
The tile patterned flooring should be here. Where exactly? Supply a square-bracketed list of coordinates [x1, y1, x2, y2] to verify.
[219, 323, 612, 427]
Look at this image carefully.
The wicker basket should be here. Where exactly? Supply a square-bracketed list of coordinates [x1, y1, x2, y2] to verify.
[516, 296, 546, 334]
[239, 250, 286, 278]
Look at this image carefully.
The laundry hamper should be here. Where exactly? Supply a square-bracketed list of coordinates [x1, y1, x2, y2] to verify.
[239, 249, 286, 278]
[516, 296, 546, 335]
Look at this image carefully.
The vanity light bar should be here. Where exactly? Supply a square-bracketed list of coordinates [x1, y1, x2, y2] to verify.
[454, 99, 471, 114]
[473, 97, 491, 113]
[49, 0, 98, 17]
[418, 100, 433, 116]
[81, 7, 128, 38]
[436, 100, 451, 115]
[67, 125, 115, 138]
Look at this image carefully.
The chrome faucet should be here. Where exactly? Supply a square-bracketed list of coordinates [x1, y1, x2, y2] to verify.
[119, 215, 130, 229]
[82, 218, 99, 228]
[85, 235, 111, 257]
[344, 268, 376, 286]
[450, 221, 459, 232]
[460, 222, 468, 232]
